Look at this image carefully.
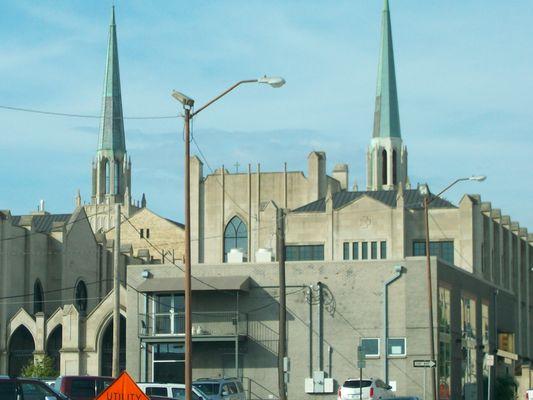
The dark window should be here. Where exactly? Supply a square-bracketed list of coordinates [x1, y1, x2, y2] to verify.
[146, 228, 150, 239]
[34, 280, 44, 313]
[343, 380, 371, 389]
[140, 228, 144, 239]
[361, 242, 368, 260]
[285, 245, 324, 261]
[0, 382, 17, 400]
[343, 243, 350, 260]
[413, 240, 454, 264]
[71, 380, 96, 398]
[193, 383, 219, 396]
[380, 241, 387, 259]
[146, 387, 168, 396]
[387, 338, 406, 356]
[105, 160, 110, 194]
[352, 242, 359, 260]
[75, 280, 88, 312]
[371, 241, 378, 259]
[361, 338, 379, 357]
[224, 216, 248, 262]
[392, 149, 397, 185]
[382, 149, 388, 185]
[114, 162, 120, 194]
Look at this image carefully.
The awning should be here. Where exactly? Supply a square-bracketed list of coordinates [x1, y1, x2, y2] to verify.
[136, 275, 250, 293]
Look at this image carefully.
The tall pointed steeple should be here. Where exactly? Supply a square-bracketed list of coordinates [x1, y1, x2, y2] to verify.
[373, 0, 401, 139]
[92, 6, 131, 205]
[366, 0, 409, 191]
[98, 6, 126, 154]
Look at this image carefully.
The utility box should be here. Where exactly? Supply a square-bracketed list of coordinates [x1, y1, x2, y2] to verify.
[304, 371, 334, 393]
[323, 378, 334, 393]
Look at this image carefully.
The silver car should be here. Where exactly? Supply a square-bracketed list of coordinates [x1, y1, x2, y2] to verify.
[193, 378, 245, 400]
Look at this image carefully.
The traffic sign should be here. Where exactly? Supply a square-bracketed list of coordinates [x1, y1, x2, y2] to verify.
[413, 359, 436, 368]
[96, 371, 149, 400]
[357, 345, 366, 369]
[486, 354, 494, 366]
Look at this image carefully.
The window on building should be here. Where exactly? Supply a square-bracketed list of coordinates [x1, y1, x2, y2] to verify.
[438, 286, 452, 399]
[140, 228, 144, 239]
[380, 241, 387, 259]
[461, 294, 477, 398]
[382, 149, 388, 185]
[33, 280, 44, 314]
[114, 162, 120, 194]
[224, 216, 248, 262]
[352, 242, 359, 260]
[285, 245, 324, 261]
[361, 242, 368, 260]
[371, 241, 378, 259]
[482, 302, 490, 382]
[153, 293, 185, 335]
[361, 338, 380, 358]
[105, 160, 110, 194]
[392, 149, 397, 185]
[387, 338, 406, 357]
[412, 240, 454, 265]
[146, 228, 150, 239]
[75, 280, 88, 312]
[343, 242, 350, 260]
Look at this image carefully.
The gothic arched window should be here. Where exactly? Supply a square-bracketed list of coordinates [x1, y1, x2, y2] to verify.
[392, 149, 397, 185]
[381, 149, 388, 185]
[75, 280, 88, 312]
[224, 216, 248, 262]
[105, 160, 110, 194]
[114, 161, 120, 194]
[33, 280, 44, 313]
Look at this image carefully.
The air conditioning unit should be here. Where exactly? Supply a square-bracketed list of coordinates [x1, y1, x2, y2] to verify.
[256, 248, 273, 262]
[227, 248, 244, 263]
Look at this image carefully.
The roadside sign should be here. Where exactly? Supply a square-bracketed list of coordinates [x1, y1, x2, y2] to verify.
[413, 359, 436, 368]
[96, 371, 149, 400]
[357, 345, 366, 369]
[486, 354, 494, 366]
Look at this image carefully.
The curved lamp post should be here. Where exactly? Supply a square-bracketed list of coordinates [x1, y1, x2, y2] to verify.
[172, 76, 285, 400]
[419, 175, 486, 400]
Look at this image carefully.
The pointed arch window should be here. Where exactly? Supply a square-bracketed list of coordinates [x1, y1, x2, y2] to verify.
[114, 161, 120, 194]
[392, 149, 397, 185]
[33, 280, 44, 314]
[105, 160, 110, 194]
[224, 216, 248, 262]
[382, 149, 388, 185]
[75, 280, 88, 313]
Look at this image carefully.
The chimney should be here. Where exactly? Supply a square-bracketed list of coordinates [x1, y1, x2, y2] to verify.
[332, 164, 349, 190]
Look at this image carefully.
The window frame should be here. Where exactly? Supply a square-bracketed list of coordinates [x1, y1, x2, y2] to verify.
[361, 242, 368, 260]
[360, 337, 380, 358]
[380, 241, 387, 259]
[343, 242, 350, 260]
[285, 244, 324, 261]
[370, 241, 378, 259]
[387, 337, 407, 357]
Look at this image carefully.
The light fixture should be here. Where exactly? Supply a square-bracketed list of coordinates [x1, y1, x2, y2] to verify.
[172, 90, 195, 107]
[469, 175, 487, 182]
[141, 270, 151, 279]
[257, 76, 286, 88]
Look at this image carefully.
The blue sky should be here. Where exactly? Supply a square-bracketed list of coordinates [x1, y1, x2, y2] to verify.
[0, 0, 532, 229]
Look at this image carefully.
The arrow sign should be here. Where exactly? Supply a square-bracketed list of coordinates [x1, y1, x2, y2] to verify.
[413, 359, 436, 368]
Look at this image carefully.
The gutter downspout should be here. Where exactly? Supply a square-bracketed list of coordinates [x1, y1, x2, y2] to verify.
[308, 285, 313, 377]
[318, 281, 324, 371]
[384, 266, 404, 384]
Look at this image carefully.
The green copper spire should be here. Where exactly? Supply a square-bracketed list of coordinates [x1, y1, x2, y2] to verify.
[97, 6, 126, 154]
[372, 0, 401, 138]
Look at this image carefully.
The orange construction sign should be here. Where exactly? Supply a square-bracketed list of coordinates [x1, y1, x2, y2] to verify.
[96, 371, 149, 400]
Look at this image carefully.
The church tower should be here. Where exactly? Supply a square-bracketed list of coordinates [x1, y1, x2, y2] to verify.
[91, 6, 132, 206]
[366, 0, 409, 191]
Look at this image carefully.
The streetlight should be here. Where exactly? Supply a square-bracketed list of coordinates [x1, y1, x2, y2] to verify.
[172, 76, 285, 400]
[419, 175, 486, 400]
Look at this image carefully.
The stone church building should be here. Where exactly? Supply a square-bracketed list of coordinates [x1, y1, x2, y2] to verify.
[0, 2, 532, 400]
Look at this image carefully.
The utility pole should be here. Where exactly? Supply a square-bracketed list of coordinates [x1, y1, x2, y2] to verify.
[184, 107, 193, 400]
[277, 209, 287, 400]
[112, 203, 121, 377]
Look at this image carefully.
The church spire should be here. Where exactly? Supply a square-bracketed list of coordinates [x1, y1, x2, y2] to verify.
[372, 0, 401, 139]
[97, 6, 126, 155]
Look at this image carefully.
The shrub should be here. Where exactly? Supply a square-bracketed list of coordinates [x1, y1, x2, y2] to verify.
[20, 356, 58, 379]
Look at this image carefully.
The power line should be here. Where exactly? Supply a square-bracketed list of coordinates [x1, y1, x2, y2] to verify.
[0, 104, 179, 120]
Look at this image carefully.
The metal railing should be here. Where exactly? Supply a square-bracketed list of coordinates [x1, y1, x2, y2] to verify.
[139, 311, 247, 338]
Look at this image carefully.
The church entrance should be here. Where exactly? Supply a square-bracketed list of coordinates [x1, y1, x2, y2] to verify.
[46, 326, 62, 374]
[100, 316, 126, 376]
[9, 326, 35, 377]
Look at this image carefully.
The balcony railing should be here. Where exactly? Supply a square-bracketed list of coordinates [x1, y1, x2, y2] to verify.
[138, 311, 247, 338]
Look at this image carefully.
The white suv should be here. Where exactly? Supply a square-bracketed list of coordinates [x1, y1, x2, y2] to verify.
[338, 378, 395, 400]
[137, 382, 207, 400]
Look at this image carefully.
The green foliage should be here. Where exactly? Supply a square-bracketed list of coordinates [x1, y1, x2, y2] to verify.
[494, 375, 517, 400]
[20, 356, 58, 379]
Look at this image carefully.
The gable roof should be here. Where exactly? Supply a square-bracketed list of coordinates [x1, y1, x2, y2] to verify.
[292, 189, 455, 213]
[11, 213, 72, 233]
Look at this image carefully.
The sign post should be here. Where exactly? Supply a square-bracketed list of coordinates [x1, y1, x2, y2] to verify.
[357, 345, 366, 400]
[413, 360, 436, 399]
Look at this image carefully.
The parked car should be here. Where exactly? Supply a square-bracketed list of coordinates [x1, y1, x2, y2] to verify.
[526, 389, 533, 399]
[337, 378, 395, 400]
[193, 378, 246, 400]
[394, 397, 420, 400]
[0, 376, 69, 400]
[54, 375, 114, 400]
[137, 382, 206, 400]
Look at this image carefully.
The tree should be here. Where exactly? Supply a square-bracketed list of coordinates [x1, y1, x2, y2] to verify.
[494, 375, 517, 400]
[21, 356, 58, 379]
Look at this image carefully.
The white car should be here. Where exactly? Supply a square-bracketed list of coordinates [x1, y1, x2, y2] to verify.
[338, 378, 395, 400]
[526, 389, 533, 399]
[137, 382, 207, 400]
